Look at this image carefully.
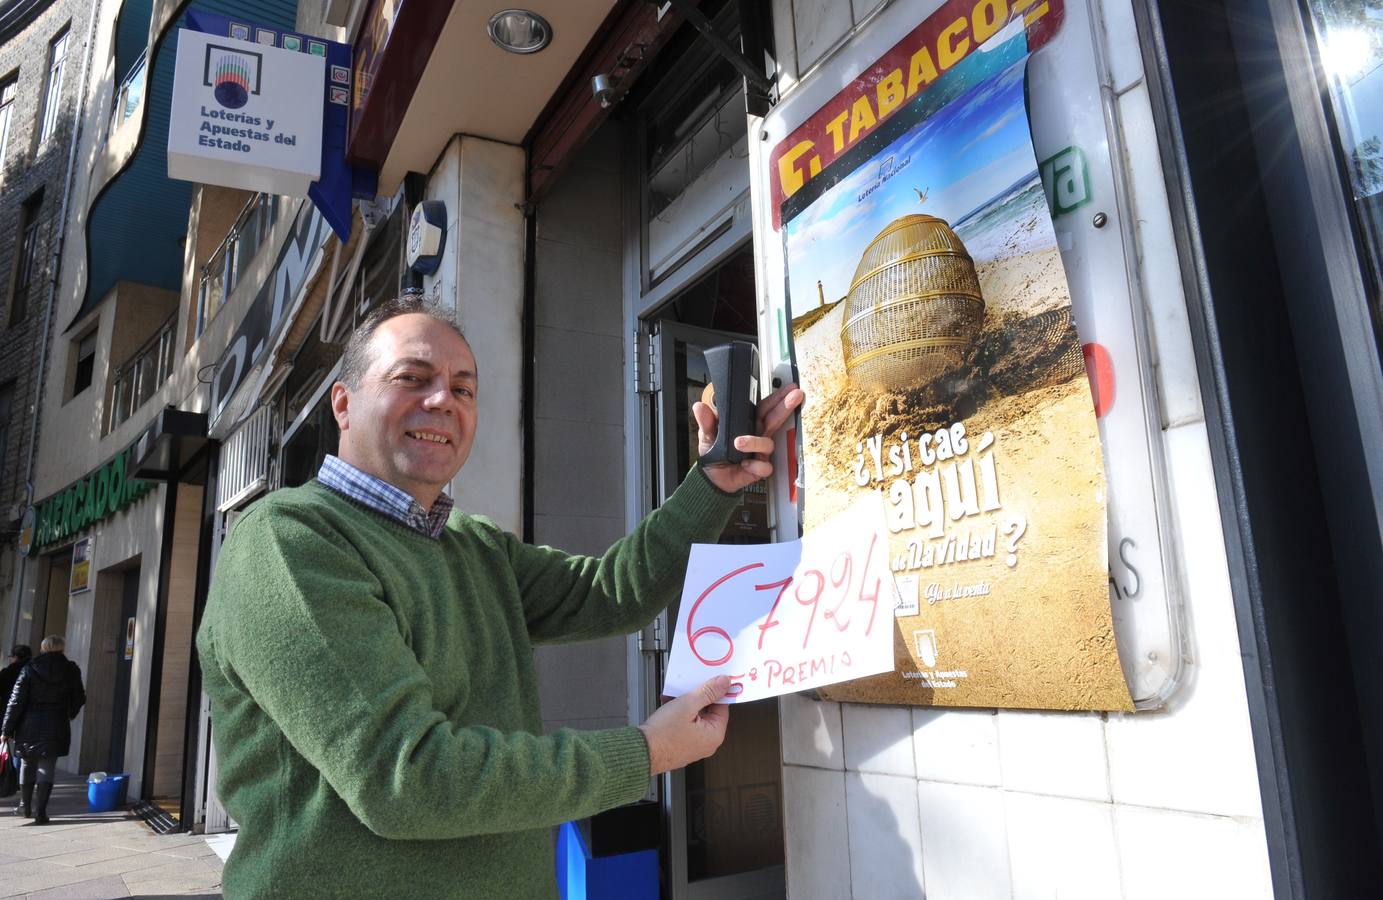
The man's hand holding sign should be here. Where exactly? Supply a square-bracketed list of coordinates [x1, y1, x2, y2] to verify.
[638, 379, 804, 775]
[647, 375, 897, 773]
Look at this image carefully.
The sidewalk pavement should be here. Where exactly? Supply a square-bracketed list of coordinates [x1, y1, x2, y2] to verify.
[0, 776, 225, 898]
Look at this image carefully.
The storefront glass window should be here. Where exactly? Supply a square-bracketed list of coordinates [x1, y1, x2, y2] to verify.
[639, 0, 743, 220]
[1307, 0, 1383, 359]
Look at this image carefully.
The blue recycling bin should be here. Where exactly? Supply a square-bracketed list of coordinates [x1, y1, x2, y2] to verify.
[110, 773, 129, 806]
[556, 820, 657, 900]
[86, 773, 129, 812]
[88, 777, 119, 812]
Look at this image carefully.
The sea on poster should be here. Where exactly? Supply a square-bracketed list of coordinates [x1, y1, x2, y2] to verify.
[779, 24, 1132, 710]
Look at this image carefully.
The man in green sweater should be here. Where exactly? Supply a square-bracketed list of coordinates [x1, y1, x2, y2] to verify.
[198, 297, 803, 898]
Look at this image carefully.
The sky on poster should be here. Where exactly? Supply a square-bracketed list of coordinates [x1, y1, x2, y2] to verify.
[784, 28, 1038, 318]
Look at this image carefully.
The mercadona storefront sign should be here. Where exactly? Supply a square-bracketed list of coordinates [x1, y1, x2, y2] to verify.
[167, 26, 325, 196]
[24, 447, 154, 556]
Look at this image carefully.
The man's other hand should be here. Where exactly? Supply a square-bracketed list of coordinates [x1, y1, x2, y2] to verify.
[694, 383, 805, 494]
[638, 676, 733, 776]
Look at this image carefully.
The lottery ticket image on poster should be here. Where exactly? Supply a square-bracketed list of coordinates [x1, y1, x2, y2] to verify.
[781, 28, 1133, 711]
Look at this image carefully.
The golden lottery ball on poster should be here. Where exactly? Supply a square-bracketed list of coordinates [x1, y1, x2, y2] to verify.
[841, 214, 985, 390]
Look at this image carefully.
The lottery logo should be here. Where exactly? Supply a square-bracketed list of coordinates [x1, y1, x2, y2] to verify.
[203, 44, 262, 110]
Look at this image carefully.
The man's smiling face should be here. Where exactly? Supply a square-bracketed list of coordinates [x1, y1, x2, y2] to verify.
[331, 313, 478, 508]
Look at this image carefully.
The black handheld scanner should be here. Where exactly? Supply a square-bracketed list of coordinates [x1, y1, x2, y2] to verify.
[699, 341, 760, 466]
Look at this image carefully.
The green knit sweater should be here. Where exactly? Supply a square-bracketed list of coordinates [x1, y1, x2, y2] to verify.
[197, 469, 737, 899]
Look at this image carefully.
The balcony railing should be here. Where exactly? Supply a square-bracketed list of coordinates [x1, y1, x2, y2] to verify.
[111, 48, 147, 130]
[109, 312, 176, 432]
[196, 193, 277, 338]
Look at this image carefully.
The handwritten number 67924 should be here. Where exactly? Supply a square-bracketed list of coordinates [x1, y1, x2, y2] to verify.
[685, 534, 884, 667]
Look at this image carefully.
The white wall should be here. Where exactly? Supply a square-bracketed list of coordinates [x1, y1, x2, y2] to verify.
[424, 135, 526, 533]
[529, 127, 631, 734]
[768, 1, 1274, 896]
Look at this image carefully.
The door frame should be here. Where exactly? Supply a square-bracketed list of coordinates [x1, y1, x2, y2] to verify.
[1137, 0, 1383, 890]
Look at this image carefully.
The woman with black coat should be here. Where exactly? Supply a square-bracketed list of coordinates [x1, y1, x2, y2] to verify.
[0, 635, 86, 825]
[0, 643, 31, 707]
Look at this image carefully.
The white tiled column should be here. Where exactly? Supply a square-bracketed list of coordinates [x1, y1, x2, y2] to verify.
[783, 765, 852, 900]
[427, 136, 526, 533]
[845, 771, 926, 898]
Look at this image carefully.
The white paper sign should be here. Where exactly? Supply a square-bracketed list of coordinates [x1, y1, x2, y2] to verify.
[167, 29, 324, 196]
[664, 495, 897, 703]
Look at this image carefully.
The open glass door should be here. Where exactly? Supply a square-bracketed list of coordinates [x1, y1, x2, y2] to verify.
[647, 320, 784, 900]
[196, 507, 240, 835]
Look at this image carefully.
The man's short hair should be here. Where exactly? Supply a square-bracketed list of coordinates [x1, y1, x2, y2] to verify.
[8, 644, 30, 662]
[338, 296, 469, 389]
[40, 635, 64, 654]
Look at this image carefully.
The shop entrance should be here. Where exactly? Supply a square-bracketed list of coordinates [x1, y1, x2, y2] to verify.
[36, 552, 71, 644]
[80, 562, 139, 773]
[639, 247, 785, 899]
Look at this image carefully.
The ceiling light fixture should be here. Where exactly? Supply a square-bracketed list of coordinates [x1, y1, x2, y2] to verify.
[487, 9, 552, 54]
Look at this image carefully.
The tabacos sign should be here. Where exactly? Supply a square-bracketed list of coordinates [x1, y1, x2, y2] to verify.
[768, 0, 1064, 228]
[168, 27, 325, 196]
[26, 447, 155, 556]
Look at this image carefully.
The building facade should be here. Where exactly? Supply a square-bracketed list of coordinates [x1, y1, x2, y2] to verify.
[11, 0, 310, 827]
[0, 0, 96, 667]
[9, 0, 1381, 897]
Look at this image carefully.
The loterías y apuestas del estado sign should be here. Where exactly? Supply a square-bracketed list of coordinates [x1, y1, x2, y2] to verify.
[167, 26, 324, 197]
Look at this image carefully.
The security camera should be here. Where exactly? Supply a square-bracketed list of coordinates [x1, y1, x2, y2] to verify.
[591, 73, 616, 109]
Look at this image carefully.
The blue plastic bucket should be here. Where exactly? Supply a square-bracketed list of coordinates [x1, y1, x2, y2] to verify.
[87, 777, 119, 813]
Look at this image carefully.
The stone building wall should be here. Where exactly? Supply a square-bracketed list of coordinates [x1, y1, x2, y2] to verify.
[0, 0, 97, 638]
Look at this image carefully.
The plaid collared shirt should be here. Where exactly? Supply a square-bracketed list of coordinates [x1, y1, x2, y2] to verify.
[316, 455, 454, 539]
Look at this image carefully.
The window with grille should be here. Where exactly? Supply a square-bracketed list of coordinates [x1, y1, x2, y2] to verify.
[38, 27, 69, 148]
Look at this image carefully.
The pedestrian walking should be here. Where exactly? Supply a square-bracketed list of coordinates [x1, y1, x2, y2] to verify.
[1, 635, 86, 825]
[1, 643, 31, 815]
[0, 644, 30, 706]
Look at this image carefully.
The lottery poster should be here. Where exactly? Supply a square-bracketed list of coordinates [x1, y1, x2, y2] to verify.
[776, 18, 1132, 710]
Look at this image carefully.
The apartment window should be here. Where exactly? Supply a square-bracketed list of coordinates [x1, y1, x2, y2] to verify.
[38, 27, 69, 148]
[112, 48, 147, 128]
[10, 190, 44, 324]
[0, 76, 16, 179]
[197, 193, 277, 337]
[72, 331, 96, 397]
[108, 314, 176, 431]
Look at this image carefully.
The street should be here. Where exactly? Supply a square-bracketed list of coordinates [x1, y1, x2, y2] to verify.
[0, 778, 223, 898]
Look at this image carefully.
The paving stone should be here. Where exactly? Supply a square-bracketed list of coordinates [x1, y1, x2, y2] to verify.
[63, 853, 174, 877]
[104, 833, 205, 853]
[22, 874, 132, 899]
[0, 834, 106, 860]
[45, 844, 135, 867]
[0, 866, 106, 898]
[123, 857, 218, 879]
[123, 883, 223, 898]
[0, 856, 71, 881]
[145, 843, 219, 861]
[0, 777, 222, 899]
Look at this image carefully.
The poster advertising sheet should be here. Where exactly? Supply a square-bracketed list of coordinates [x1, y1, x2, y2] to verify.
[779, 18, 1132, 710]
